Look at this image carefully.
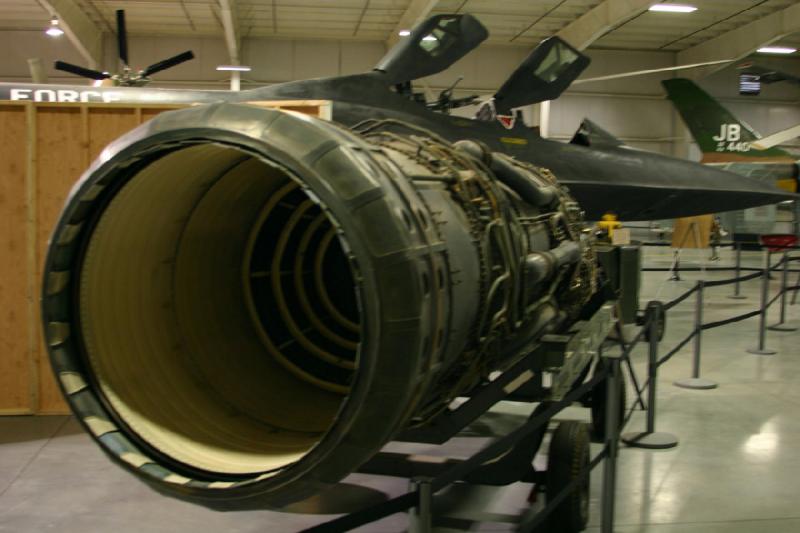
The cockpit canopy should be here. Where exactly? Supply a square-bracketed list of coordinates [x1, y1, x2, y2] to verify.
[374, 14, 488, 85]
[493, 37, 590, 115]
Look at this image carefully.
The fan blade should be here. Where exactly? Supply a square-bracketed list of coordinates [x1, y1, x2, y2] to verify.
[116, 10, 129, 66]
[140, 51, 195, 77]
[54, 61, 110, 80]
[572, 59, 733, 85]
[752, 124, 800, 150]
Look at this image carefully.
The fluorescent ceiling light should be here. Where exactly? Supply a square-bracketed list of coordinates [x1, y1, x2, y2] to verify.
[398, 29, 411, 36]
[422, 35, 437, 41]
[45, 16, 64, 37]
[757, 46, 797, 54]
[216, 65, 251, 71]
[649, 4, 698, 13]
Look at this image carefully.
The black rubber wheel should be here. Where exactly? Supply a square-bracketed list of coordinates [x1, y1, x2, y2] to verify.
[589, 359, 627, 442]
[546, 421, 590, 533]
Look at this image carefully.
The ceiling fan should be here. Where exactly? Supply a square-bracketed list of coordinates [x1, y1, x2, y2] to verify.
[54, 10, 195, 87]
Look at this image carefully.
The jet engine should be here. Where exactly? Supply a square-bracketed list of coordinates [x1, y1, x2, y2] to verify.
[41, 104, 597, 509]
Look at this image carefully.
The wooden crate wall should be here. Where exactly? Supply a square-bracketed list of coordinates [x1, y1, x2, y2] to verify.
[0, 100, 328, 414]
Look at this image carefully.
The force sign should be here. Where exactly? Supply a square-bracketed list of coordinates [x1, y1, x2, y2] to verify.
[712, 123, 751, 152]
[9, 88, 123, 103]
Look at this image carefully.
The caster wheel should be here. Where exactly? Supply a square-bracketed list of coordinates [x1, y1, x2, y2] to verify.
[545, 420, 590, 532]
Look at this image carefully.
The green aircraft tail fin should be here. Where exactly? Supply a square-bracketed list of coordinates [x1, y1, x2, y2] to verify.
[662, 78, 792, 161]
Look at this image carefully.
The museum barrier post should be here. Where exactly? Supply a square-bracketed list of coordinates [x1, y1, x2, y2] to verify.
[674, 280, 718, 390]
[669, 249, 681, 281]
[748, 250, 777, 355]
[728, 243, 747, 300]
[768, 251, 797, 332]
[621, 302, 679, 450]
[601, 355, 622, 533]
[408, 478, 433, 533]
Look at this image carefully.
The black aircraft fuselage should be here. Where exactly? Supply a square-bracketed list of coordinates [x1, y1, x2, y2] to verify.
[252, 72, 789, 221]
[0, 13, 791, 220]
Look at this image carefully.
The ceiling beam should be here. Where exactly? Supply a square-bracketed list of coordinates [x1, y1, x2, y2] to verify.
[677, 2, 800, 80]
[387, 0, 437, 48]
[556, 0, 656, 50]
[217, 0, 240, 64]
[38, 0, 102, 68]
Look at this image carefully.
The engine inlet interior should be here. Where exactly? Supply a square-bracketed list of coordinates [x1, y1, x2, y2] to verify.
[78, 141, 360, 476]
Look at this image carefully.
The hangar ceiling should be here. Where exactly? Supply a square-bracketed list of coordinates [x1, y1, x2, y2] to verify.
[1, 1, 799, 66]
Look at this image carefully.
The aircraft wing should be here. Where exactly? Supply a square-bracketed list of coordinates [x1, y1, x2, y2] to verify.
[752, 124, 800, 150]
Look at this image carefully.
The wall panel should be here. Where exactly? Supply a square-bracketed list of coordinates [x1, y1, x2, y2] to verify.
[0, 100, 326, 414]
[0, 104, 33, 414]
[0, 103, 174, 414]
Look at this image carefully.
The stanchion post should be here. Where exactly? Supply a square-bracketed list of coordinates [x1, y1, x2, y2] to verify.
[622, 301, 678, 449]
[675, 281, 718, 390]
[747, 250, 777, 355]
[728, 242, 746, 300]
[768, 251, 797, 332]
[767, 249, 774, 279]
[669, 250, 681, 281]
[408, 478, 432, 533]
[601, 355, 621, 533]
[792, 253, 800, 306]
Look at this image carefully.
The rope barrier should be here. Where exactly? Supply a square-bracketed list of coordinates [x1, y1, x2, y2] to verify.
[704, 271, 762, 287]
[621, 396, 642, 430]
[767, 292, 782, 309]
[641, 241, 800, 251]
[663, 284, 699, 311]
[627, 248, 798, 375]
[700, 310, 761, 331]
[642, 266, 764, 272]
[654, 261, 789, 364]
[656, 330, 696, 367]
[641, 242, 739, 248]
[642, 267, 798, 273]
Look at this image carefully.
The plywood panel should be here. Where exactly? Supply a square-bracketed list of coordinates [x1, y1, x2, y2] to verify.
[0, 105, 33, 413]
[35, 107, 86, 413]
[672, 215, 713, 249]
[88, 108, 139, 161]
[0, 100, 328, 415]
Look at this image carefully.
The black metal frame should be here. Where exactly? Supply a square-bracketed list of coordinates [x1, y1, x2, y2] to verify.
[300, 247, 799, 531]
[300, 322, 624, 533]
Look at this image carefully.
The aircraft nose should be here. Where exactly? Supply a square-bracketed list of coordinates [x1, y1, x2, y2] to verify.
[662, 158, 796, 216]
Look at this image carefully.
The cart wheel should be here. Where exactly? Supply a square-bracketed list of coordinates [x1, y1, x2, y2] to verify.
[546, 421, 590, 533]
[589, 359, 626, 442]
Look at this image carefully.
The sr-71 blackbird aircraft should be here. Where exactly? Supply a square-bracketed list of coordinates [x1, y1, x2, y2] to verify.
[30, 13, 795, 529]
[1, 14, 791, 220]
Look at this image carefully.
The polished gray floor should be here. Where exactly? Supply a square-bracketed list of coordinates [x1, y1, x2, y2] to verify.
[1, 248, 798, 532]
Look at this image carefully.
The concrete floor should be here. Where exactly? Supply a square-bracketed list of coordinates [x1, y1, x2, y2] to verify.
[1, 248, 798, 532]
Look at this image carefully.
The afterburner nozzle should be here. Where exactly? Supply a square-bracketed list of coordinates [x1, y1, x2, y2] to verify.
[42, 104, 596, 509]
